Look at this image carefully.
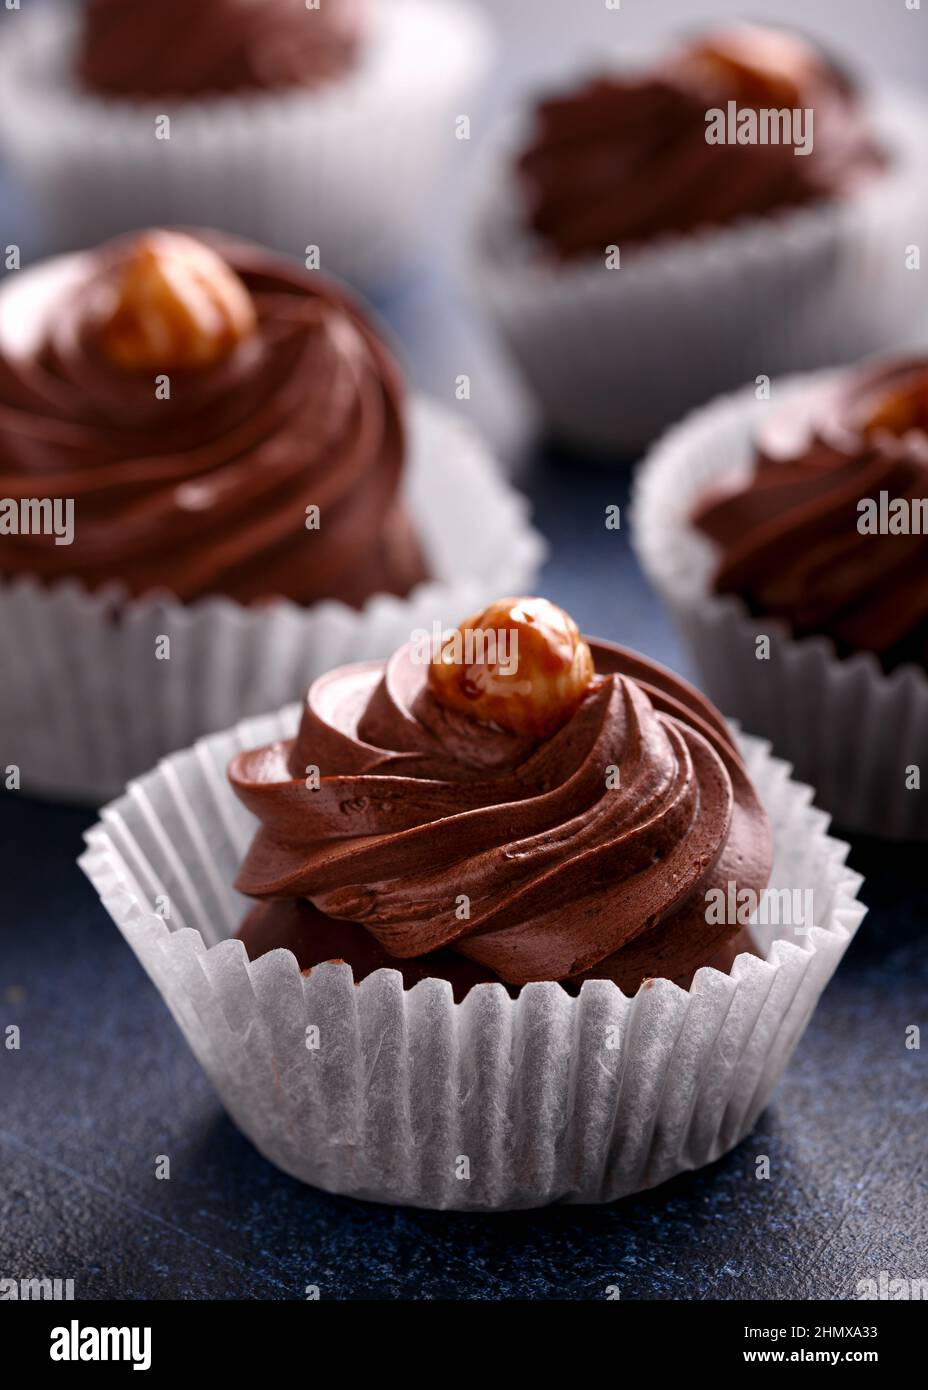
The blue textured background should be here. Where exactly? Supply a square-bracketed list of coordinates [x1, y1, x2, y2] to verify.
[1, 457, 927, 1300]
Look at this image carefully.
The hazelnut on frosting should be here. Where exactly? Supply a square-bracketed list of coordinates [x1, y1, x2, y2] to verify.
[862, 371, 928, 440]
[96, 231, 257, 372]
[670, 26, 821, 109]
[428, 597, 595, 739]
[0, 228, 427, 605]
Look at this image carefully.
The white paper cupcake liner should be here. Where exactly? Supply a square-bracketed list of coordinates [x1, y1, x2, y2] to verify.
[632, 370, 928, 840]
[77, 713, 866, 1211]
[0, 0, 492, 290]
[0, 397, 545, 804]
[470, 89, 928, 456]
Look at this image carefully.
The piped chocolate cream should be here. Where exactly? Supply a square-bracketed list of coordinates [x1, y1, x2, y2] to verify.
[517, 24, 885, 261]
[230, 599, 772, 995]
[693, 358, 928, 671]
[0, 229, 427, 605]
[78, 0, 369, 97]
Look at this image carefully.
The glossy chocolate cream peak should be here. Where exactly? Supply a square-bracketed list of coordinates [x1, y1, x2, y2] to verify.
[78, 0, 369, 97]
[229, 637, 772, 993]
[692, 358, 928, 672]
[517, 24, 885, 260]
[0, 229, 427, 604]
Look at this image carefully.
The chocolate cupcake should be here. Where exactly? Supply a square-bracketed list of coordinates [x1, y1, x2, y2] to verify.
[0, 232, 543, 801]
[0, 228, 425, 605]
[519, 27, 883, 260]
[78, 0, 367, 97]
[634, 357, 928, 839]
[693, 358, 928, 673]
[79, 597, 866, 1208]
[0, 0, 492, 287]
[230, 598, 772, 996]
[472, 24, 928, 454]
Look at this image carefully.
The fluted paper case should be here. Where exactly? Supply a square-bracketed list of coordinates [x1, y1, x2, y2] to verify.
[78, 708, 866, 1210]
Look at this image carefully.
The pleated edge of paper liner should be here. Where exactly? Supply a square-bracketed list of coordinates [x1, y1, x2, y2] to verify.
[73, 710, 867, 1207]
[76, 713, 868, 1021]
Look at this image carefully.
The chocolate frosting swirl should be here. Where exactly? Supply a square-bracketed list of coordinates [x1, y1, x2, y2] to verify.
[78, 0, 369, 97]
[229, 639, 772, 991]
[693, 358, 928, 671]
[0, 230, 426, 605]
[517, 25, 885, 260]
[237, 897, 506, 1002]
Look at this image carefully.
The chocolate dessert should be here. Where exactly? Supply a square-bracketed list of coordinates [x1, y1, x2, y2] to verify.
[0, 228, 427, 605]
[517, 24, 885, 260]
[230, 598, 772, 996]
[78, 0, 369, 97]
[692, 357, 928, 671]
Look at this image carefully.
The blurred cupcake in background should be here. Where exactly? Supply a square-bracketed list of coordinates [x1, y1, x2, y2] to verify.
[79, 596, 866, 1209]
[0, 0, 492, 289]
[471, 23, 928, 456]
[0, 229, 543, 801]
[77, 0, 368, 96]
[633, 354, 928, 841]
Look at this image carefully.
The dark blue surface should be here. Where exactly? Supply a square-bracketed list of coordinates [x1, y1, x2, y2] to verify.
[1, 456, 927, 1301]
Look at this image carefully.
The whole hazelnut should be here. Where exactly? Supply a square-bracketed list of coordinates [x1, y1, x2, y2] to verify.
[427, 597, 595, 739]
[675, 26, 816, 109]
[96, 230, 257, 372]
[863, 373, 928, 439]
